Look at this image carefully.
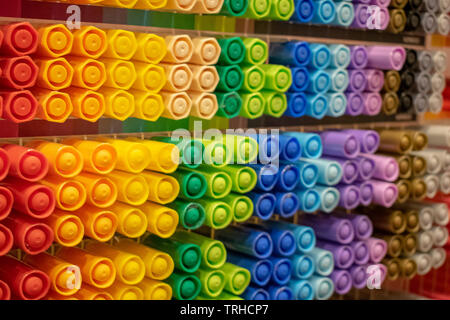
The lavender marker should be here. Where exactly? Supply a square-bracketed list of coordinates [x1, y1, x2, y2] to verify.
[360, 154, 399, 181]
[365, 237, 388, 263]
[330, 269, 352, 295]
[319, 131, 361, 159]
[354, 156, 376, 180]
[351, 5, 369, 29]
[369, 180, 398, 207]
[349, 265, 367, 289]
[335, 213, 373, 240]
[346, 92, 365, 116]
[348, 45, 368, 69]
[378, 7, 390, 30]
[343, 129, 380, 154]
[355, 181, 374, 206]
[350, 241, 370, 265]
[364, 69, 385, 92]
[297, 214, 355, 244]
[347, 69, 367, 92]
[362, 92, 382, 115]
[366, 46, 406, 71]
[316, 240, 355, 269]
[323, 156, 359, 184]
[337, 184, 361, 209]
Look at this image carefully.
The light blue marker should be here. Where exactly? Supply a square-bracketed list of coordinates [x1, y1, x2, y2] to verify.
[291, 0, 315, 22]
[309, 247, 334, 276]
[291, 254, 315, 279]
[332, 1, 355, 27]
[300, 158, 343, 186]
[309, 43, 331, 69]
[328, 44, 351, 69]
[290, 67, 310, 92]
[242, 286, 270, 300]
[325, 93, 347, 117]
[305, 94, 328, 119]
[325, 69, 349, 92]
[261, 220, 316, 253]
[266, 286, 294, 300]
[295, 189, 321, 213]
[306, 69, 331, 94]
[296, 160, 319, 188]
[269, 41, 311, 67]
[314, 185, 340, 213]
[282, 132, 322, 159]
[275, 192, 300, 218]
[285, 93, 308, 118]
[309, 276, 334, 300]
[311, 0, 336, 25]
[288, 279, 315, 300]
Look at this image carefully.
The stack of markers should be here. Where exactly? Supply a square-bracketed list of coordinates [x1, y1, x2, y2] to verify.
[418, 0, 450, 35]
[352, 1, 390, 30]
[388, 0, 408, 33]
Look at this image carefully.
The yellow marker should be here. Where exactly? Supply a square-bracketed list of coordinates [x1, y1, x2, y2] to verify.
[108, 202, 147, 238]
[130, 90, 164, 122]
[69, 56, 106, 90]
[103, 29, 137, 60]
[35, 58, 74, 90]
[56, 247, 116, 289]
[41, 177, 87, 211]
[133, 33, 167, 64]
[189, 65, 219, 92]
[137, 278, 172, 300]
[73, 172, 118, 208]
[138, 201, 179, 238]
[43, 209, 84, 247]
[23, 252, 81, 296]
[100, 58, 137, 90]
[192, 0, 224, 14]
[190, 92, 218, 120]
[98, 87, 135, 121]
[164, 0, 196, 11]
[141, 171, 180, 204]
[114, 238, 174, 280]
[84, 241, 146, 285]
[104, 282, 144, 300]
[72, 26, 107, 59]
[32, 88, 73, 123]
[25, 141, 83, 178]
[61, 138, 117, 175]
[132, 62, 166, 93]
[163, 35, 194, 64]
[63, 87, 105, 122]
[106, 170, 150, 205]
[160, 91, 192, 120]
[161, 63, 193, 92]
[190, 37, 221, 65]
[73, 285, 113, 300]
[37, 24, 73, 58]
[75, 205, 118, 242]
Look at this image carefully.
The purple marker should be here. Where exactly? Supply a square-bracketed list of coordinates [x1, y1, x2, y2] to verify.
[319, 131, 360, 159]
[343, 129, 380, 154]
[366, 46, 406, 71]
[351, 5, 369, 29]
[345, 92, 365, 116]
[330, 269, 352, 295]
[350, 241, 370, 265]
[349, 265, 367, 289]
[323, 157, 359, 184]
[335, 212, 373, 240]
[364, 69, 384, 92]
[355, 181, 374, 206]
[370, 180, 398, 207]
[362, 92, 382, 115]
[354, 156, 376, 180]
[365, 237, 387, 263]
[347, 70, 367, 92]
[297, 213, 355, 244]
[360, 154, 399, 181]
[336, 184, 360, 209]
[348, 46, 368, 69]
[378, 7, 390, 30]
[316, 240, 355, 269]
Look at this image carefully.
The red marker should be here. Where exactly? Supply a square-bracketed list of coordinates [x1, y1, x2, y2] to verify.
[0, 255, 50, 300]
[0, 144, 47, 181]
[0, 279, 10, 300]
[0, 187, 13, 221]
[0, 148, 10, 181]
[0, 22, 38, 56]
[0, 29, 3, 50]
[0, 56, 38, 89]
[1, 178, 55, 219]
[0, 224, 13, 256]
[0, 90, 38, 123]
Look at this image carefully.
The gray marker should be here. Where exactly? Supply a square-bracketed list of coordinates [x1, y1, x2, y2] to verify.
[431, 247, 446, 269]
[425, 0, 440, 12]
[411, 149, 443, 174]
[424, 174, 440, 198]
[431, 72, 446, 92]
[397, 201, 434, 230]
[415, 71, 432, 93]
[437, 13, 450, 35]
[416, 230, 434, 252]
[428, 92, 444, 114]
[412, 253, 433, 275]
[413, 92, 429, 113]
[428, 201, 450, 226]
[433, 51, 448, 72]
[431, 225, 449, 246]
[440, 171, 450, 193]
[423, 148, 450, 170]
[418, 50, 434, 72]
[439, 0, 450, 12]
[421, 12, 438, 33]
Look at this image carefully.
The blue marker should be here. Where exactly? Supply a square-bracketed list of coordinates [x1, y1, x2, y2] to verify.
[227, 251, 273, 286]
[332, 1, 354, 27]
[269, 41, 311, 67]
[295, 189, 321, 213]
[242, 286, 270, 300]
[328, 44, 351, 69]
[325, 69, 349, 92]
[262, 220, 316, 253]
[285, 93, 307, 118]
[291, 0, 315, 22]
[325, 93, 347, 117]
[309, 44, 331, 69]
[290, 67, 310, 92]
[275, 192, 300, 218]
[246, 134, 279, 164]
[275, 164, 300, 191]
[311, 0, 336, 25]
[214, 225, 273, 259]
[291, 254, 315, 279]
[300, 158, 342, 186]
[309, 247, 334, 276]
[266, 285, 294, 300]
[305, 94, 328, 119]
[244, 222, 296, 257]
[296, 160, 319, 188]
[314, 185, 340, 213]
[306, 69, 331, 94]
[249, 164, 279, 192]
[270, 257, 292, 285]
[279, 134, 302, 162]
[289, 279, 314, 300]
[248, 192, 276, 219]
[309, 275, 334, 300]
[283, 132, 322, 159]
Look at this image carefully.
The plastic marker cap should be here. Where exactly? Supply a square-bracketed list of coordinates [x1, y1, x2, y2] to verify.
[160, 92, 192, 120]
[133, 33, 167, 64]
[217, 37, 245, 65]
[165, 272, 201, 300]
[191, 37, 221, 65]
[0, 224, 13, 255]
[40, 177, 86, 212]
[37, 24, 73, 58]
[33, 57, 72, 91]
[44, 209, 84, 247]
[103, 30, 137, 60]
[241, 65, 265, 92]
[32, 89, 73, 123]
[163, 35, 194, 64]
[0, 90, 38, 123]
[64, 87, 105, 122]
[137, 278, 172, 300]
[268, 0, 295, 20]
[168, 200, 205, 230]
[72, 26, 107, 59]
[138, 201, 178, 238]
[0, 22, 38, 56]
[189, 93, 217, 120]
[242, 38, 268, 65]
[239, 92, 265, 119]
[73, 173, 117, 208]
[75, 205, 118, 242]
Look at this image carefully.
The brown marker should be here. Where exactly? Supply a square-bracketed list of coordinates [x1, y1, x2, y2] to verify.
[383, 258, 401, 280]
[402, 233, 417, 257]
[404, 209, 419, 233]
[390, 0, 408, 9]
[361, 207, 406, 234]
[409, 131, 428, 151]
[383, 70, 401, 92]
[377, 130, 413, 154]
[376, 233, 403, 258]
[387, 9, 407, 34]
[396, 179, 411, 204]
[392, 154, 412, 179]
[382, 92, 400, 115]
[410, 178, 427, 200]
[411, 155, 426, 177]
[399, 258, 417, 279]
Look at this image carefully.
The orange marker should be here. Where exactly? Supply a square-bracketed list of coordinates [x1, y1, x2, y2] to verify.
[70, 57, 106, 90]
[84, 241, 145, 285]
[41, 176, 87, 211]
[138, 201, 179, 238]
[163, 35, 194, 64]
[25, 141, 83, 178]
[61, 138, 117, 175]
[104, 282, 144, 300]
[23, 252, 81, 296]
[161, 63, 193, 92]
[132, 62, 166, 93]
[100, 58, 137, 90]
[72, 26, 107, 59]
[103, 30, 137, 60]
[56, 247, 116, 289]
[160, 91, 192, 120]
[43, 209, 84, 247]
[73, 172, 117, 208]
[98, 87, 135, 121]
[75, 205, 118, 242]
[32, 88, 73, 123]
[36, 24, 73, 58]
[73, 285, 113, 300]
[190, 37, 221, 65]
[108, 202, 147, 238]
[63, 87, 105, 122]
[134, 0, 167, 9]
[190, 92, 218, 120]
[133, 33, 167, 64]
[106, 170, 150, 205]
[189, 65, 219, 92]
[192, 0, 224, 14]
[165, 0, 196, 12]
[138, 278, 172, 300]
[130, 90, 164, 121]
[141, 171, 180, 204]
[35, 58, 73, 90]
[114, 238, 174, 280]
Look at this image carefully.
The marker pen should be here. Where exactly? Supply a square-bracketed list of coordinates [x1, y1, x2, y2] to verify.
[411, 178, 427, 200]
[345, 92, 363, 116]
[306, 69, 331, 94]
[387, 9, 406, 34]
[269, 41, 311, 67]
[249, 164, 279, 192]
[0, 279, 10, 300]
[415, 71, 432, 94]
[306, 248, 333, 277]
[384, 70, 401, 93]
[377, 129, 413, 154]
[351, 240, 370, 265]
[164, 0, 195, 11]
[290, 0, 314, 22]
[220, 0, 249, 16]
[291, 254, 315, 279]
[275, 164, 300, 192]
[73, 285, 113, 300]
[365, 46, 406, 71]
[75, 205, 118, 242]
[398, 202, 433, 230]
[171, 170, 207, 200]
[151, 136, 204, 169]
[305, 93, 328, 119]
[348, 265, 366, 290]
[361, 92, 382, 115]
[360, 154, 399, 182]
[411, 150, 443, 174]
[424, 175, 439, 198]
[308, 44, 331, 69]
[347, 69, 367, 93]
[195, 199, 232, 229]
[260, 64, 292, 93]
[220, 262, 251, 295]
[44, 209, 84, 247]
[36, 24, 73, 58]
[289, 68, 309, 93]
[262, 91, 287, 118]
[344, 130, 379, 155]
[216, 37, 245, 65]
[387, 154, 411, 179]
[383, 258, 401, 280]
[410, 130, 428, 151]
[41, 177, 87, 212]
[323, 93, 345, 117]
[132, 63, 166, 92]
[366, 237, 388, 263]
[99, 87, 135, 121]
[323, 157, 358, 185]
[300, 158, 342, 186]
[395, 179, 411, 204]
[295, 189, 321, 213]
[412, 253, 432, 275]
[0, 222, 12, 257]
[295, 161, 319, 189]
[242, 286, 270, 300]
[194, 268, 225, 298]
[400, 70, 415, 93]
[33, 57, 74, 92]
[437, 13, 450, 35]
[104, 282, 144, 300]
[315, 240, 355, 269]
[267, 286, 293, 300]
[422, 12, 438, 34]
[187, 37, 220, 66]
[270, 257, 292, 285]
[101, 58, 136, 90]
[0, 56, 38, 90]
[336, 184, 360, 209]
[431, 247, 446, 269]
[281, 132, 321, 159]
[399, 92, 413, 113]
[241, 65, 265, 93]
[220, 165, 257, 193]
[181, 167, 230, 199]
[139, 201, 179, 237]
[222, 194, 253, 223]
[428, 92, 443, 114]
[320, 131, 360, 159]
[267, 0, 295, 20]
[262, 220, 316, 253]
[417, 50, 434, 73]
[411, 155, 426, 177]
[189, 65, 219, 93]
[199, 139, 232, 168]
[0, 22, 37, 56]
[347, 46, 368, 70]
[161, 63, 193, 92]
[131, 90, 164, 121]
[311, 0, 336, 24]
[249, 222, 297, 257]
[107, 202, 147, 238]
[168, 200, 205, 230]
[313, 185, 339, 213]
[416, 230, 434, 253]
[71, 26, 107, 59]
[427, 201, 448, 226]
[216, 92, 243, 118]
[403, 234, 417, 257]
[333, 1, 354, 26]
[433, 51, 447, 73]
[287, 278, 314, 300]
[137, 278, 172, 300]
[100, 171, 148, 207]
[64, 88, 105, 122]
[227, 251, 272, 287]
[224, 134, 258, 165]
[377, 234, 403, 258]
[351, 4, 368, 28]
[274, 192, 299, 218]
[241, 38, 268, 65]
[102, 29, 137, 60]
[354, 181, 373, 206]
[31, 88, 73, 123]
[69, 57, 106, 90]
[0, 255, 50, 300]
[327, 69, 350, 93]
[362, 207, 405, 233]
[297, 213, 354, 244]
[431, 225, 448, 247]
[72, 173, 116, 208]
[330, 269, 352, 295]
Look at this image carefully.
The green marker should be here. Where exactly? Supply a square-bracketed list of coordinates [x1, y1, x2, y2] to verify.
[242, 38, 268, 65]
[222, 193, 254, 222]
[221, 262, 251, 295]
[198, 139, 232, 168]
[260, 64, 292, 92]
[220, 165, 257, 193]
[220, 0, 249, 16]
[195, 268, 226, 298]
[268, 0, 295, 20]
[243, 0, 271, 19]
[262, 91, 288, 117]
[171, 230, 227, 269]
[215, 92, 243, 119]
[197, 198, 233, 229]
[171, 169, 207, 199]
[167, 200, 206, 230]
[241, 65, 265, 92]
[217, 37, 246, 65]
[152, 136, 204, 169]
[165, 272, 201, 300]
[141, 234, 201, 273]
[239, 92, 265, 119]
[196, 292, 243, 300]
[216, 65, 244, 92]
[223, 134, 258, 164]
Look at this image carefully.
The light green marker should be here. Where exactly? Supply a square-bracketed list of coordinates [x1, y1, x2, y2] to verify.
[167, 200, 206, 230]
[239, 92, 266, 119]
[197, 199, 233, 229]
[221, 262, 251, 295]
[262, 91, 288, 117]
[241, 65, 265, 92]
[222, 193, 254, 222]
[182, 167, 232, 199]
[197, 139, 232, 168]
[220, 165, 257, 193]
[260, 64, 292, 92]
[223, 134, 258, 164]
[242, 38, 268, 65]
[243, 0, 271, 19]
[195, 268, 226, 298]
[267, 0, 295, 20]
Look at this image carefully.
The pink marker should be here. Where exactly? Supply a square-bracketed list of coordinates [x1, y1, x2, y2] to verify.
[362, 92, 382, 115]
[366, 46, 406, 71]
[363, 69, 384, 92]
[369, 180, 398, 207]
[365, 237, 387, 263]
[359, 154, 399, 181]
